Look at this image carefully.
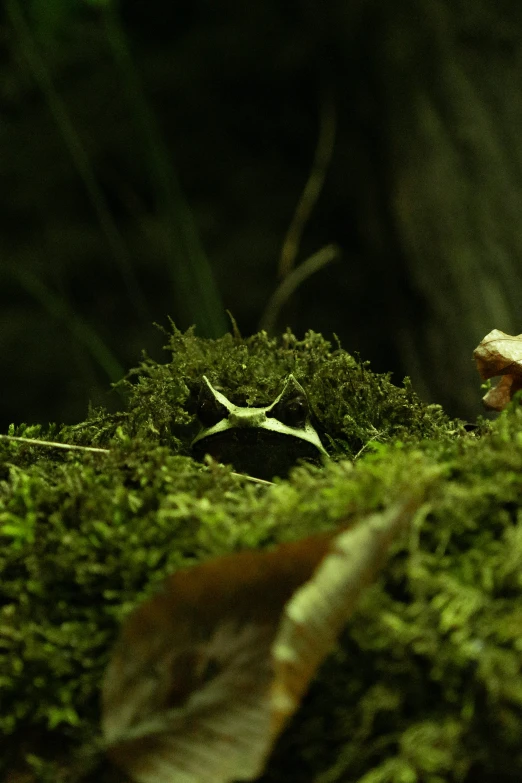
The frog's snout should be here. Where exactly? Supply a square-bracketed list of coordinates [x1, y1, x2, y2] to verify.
[227, 409, 267, 428]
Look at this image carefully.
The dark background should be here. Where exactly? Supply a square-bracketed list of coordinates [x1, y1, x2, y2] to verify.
[2, 0, 522, 429]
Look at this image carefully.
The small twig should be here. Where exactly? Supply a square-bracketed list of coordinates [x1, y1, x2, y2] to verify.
[259, 244, 340, 334]
[352, 431, 383, 462]
[278, 88, 336, 279]
[231, 472, 274, 486]
[0, 435, 109, 454]
[0, 435, 274, 484]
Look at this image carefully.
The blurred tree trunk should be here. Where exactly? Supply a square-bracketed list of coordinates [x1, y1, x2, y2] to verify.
[356, 0, 522, 417]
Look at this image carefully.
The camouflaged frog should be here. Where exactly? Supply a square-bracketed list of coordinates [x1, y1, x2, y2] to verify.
[191, 375, 328, 481]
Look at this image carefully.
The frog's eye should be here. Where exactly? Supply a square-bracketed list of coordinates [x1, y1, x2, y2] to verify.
[270, 393, 309, 428]
[197, 383, 228, 427]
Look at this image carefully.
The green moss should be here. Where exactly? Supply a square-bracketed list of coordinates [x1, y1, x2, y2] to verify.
[1, 326, 521, 782]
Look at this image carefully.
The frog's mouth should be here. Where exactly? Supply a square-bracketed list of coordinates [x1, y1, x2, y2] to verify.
[191, 427, 326, 481]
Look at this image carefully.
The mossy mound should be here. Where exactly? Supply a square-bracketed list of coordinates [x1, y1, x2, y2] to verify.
[33, 324, 449, 456]
[2, 326, 520, 782]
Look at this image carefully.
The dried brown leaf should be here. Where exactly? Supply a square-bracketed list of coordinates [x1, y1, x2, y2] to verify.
[101, 500, 421, 783]
[473, 329, 522, 410]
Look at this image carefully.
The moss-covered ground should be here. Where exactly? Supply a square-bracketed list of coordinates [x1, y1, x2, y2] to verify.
[1, 327, 521, 782]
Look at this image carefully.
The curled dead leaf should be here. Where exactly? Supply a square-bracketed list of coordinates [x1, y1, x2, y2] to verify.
[101, 533, 334, 783]
[270, 501, 416, 735]
[473, 329, 522, 411]
[101, 500, 421, 783]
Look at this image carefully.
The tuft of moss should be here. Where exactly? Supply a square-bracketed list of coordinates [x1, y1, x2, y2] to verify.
[2, 325, 521, 782]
